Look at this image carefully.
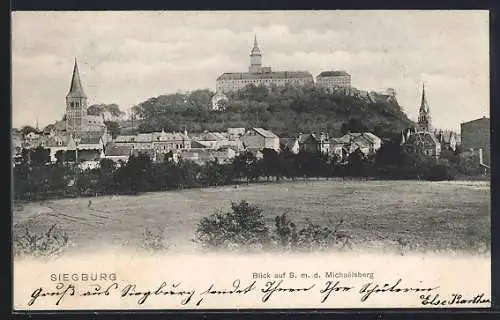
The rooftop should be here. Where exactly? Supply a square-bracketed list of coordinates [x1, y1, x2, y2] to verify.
[317, 71, 350, 77]
[217, 71, 313, 81]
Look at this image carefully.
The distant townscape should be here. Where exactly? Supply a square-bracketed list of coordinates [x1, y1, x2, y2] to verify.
[11, 36, 490, 200]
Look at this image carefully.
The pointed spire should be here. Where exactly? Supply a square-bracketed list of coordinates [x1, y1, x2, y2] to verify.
[67, 58, 87, 99]
[420, 82, 429, 113]
[251, 34, 261, 55]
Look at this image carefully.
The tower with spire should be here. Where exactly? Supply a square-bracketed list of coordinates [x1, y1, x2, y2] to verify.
[249, 35, 263, 73]
[417, 83, 432, 132]
[65, 58, 88, 133]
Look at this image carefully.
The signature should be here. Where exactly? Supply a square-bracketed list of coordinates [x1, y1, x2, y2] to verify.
[420, 293, 490, 306]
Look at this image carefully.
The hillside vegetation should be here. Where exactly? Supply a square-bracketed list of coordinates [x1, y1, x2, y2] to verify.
[124, 84, 414, 138]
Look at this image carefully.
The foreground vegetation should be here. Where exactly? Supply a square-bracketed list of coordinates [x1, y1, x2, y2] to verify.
[13, 180, 490, 257]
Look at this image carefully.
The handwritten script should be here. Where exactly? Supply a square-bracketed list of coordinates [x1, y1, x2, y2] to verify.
[25, 278, 490, 308]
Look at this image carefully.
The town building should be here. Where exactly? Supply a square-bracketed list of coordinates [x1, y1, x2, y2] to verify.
[179, 147, 236, 165]
[434, 130, 459, 152]
[240, 128, 280, 151]
[103, 143, 133, 164]
[330, 132, 382, 161]
[279, 138, 300, 154]
[400, 84, 441, 159]
[315, 71, 352, 92]
[63, 59, 106, 133]
[297, 133, 330, 154]
[460, 116, 490, 167]
[401, 129, 441, 158]
[214, 36, 314, 98]
[113, 130, 191, 157]
[211, 91, 228, 111]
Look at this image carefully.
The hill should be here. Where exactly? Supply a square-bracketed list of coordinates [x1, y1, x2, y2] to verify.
[121, 84, 414, 139]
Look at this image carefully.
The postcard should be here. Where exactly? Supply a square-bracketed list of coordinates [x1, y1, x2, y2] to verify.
[11, 10, 491, 310]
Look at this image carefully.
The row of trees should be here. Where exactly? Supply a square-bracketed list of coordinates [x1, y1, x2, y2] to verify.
[14, 136, 480, 201]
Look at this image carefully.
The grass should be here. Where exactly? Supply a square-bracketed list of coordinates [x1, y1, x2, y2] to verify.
[12, 180, 490, 255]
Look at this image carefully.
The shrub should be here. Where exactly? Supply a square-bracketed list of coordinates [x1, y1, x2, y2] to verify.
[141, 227, 169, 252]
[13, 224, 69, 257]
[195, 200, 272, 250]
[274, 214, 352, 251]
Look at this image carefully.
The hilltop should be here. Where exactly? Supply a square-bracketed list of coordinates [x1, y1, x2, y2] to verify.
[121, 84, 414, 139]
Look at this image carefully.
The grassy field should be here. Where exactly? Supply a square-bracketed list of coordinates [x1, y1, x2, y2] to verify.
[12, 180, 490, 255]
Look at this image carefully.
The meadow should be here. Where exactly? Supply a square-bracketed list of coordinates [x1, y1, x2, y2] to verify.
[12, 179, 490, 255]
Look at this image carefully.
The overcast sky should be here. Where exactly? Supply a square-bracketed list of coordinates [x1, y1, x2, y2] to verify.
[12, 11, 489, 131]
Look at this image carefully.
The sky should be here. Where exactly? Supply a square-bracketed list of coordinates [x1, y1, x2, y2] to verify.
[12, 11, 489, 131]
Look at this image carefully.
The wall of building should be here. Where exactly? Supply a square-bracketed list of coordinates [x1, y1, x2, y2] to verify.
[460, 117, 490, 165]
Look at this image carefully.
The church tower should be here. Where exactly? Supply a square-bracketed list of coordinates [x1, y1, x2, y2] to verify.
[249, 35, 262, 73]
[417, 83, 431, 132]
[65, 58, 88, 133]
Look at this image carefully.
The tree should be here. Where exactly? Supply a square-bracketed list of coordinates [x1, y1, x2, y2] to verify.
[29, 147, 51, 167]
[340, 118, 369, 135]
[261, 148, 281, 181]
[114, 152, 153, 194]
[20, 125, 39, 137]
[233, 151, 258, 182]
[104, 121, 121, 138]
[195, 200, 272, 250]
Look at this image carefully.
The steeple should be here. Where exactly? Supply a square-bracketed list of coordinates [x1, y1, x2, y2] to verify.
[251, 34, 261, 55]
[417, 83, 431, 132]
[249, 34, 263, 73]
[420, 83, 429, 113]
[67, 58, 87, 99]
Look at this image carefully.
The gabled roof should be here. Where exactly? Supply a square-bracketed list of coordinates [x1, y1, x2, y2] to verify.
[217, 71, 313, 81]
[280, 138, 298, 148]
[191, 141, 209, 148]
[252, 128, 279, 139]
[317, 70, 350, 77]
[404, 131, 440, 146]
[331, 132, 381, 146]
[115, 135, 137, 143]
[104, 143, 132, 157]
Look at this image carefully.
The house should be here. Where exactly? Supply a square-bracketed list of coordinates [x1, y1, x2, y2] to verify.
[104, 143, 133, 163]
[179, 147, 236, 165]
[227, 127, 246, 137]
[211, 91, 228, 110]
[191, 131, 228, 150]
[460, 117, 490, 167]
[114, 130, 191, 155]
[434, 130, 458, 152]
[240, 128, 280, 151]
[280, 138, 300, 154]
[401, 129, 441, 159]
[297, 133, 330, 154]
[330, 132, 382, 161]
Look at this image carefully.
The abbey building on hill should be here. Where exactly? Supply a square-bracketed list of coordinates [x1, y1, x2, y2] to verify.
[212, 36, 397, 110]
[213, 36, 315, 109]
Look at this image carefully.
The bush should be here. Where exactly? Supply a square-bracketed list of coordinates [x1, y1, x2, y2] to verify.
[274, 214, 352, 251]
[13, 224, 69, 257]
[195, 201, 352, 252]
[141, 227, 169, 252]
[195, 200, 272, 250]
[424, 160, 456, 181]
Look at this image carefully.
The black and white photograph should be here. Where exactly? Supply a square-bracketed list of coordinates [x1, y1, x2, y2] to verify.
[11, 10, 491, 310]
